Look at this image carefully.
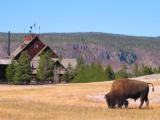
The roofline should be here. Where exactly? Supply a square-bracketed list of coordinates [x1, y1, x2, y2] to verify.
[12, 35, 38, 58]
[32, 45, 48, 59]
[53, 60, 66, 69]
[32, 45, 58, 60]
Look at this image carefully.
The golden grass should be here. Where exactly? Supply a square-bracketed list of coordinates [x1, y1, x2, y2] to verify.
[0, 81, 159, 120]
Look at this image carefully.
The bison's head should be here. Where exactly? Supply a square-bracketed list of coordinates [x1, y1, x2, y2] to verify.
[104, 92, 116, 108]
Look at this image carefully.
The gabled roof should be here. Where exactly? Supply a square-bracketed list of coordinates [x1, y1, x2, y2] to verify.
[32, 45, 58, 59]
[11, 35, 58, 60]
[33, 45, 48, 58]
[52, 58, 77, 69]
[11, 35, 37, 58]
[61, 59, 77, 69]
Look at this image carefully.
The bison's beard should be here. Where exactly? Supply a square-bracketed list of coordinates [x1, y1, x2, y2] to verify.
[105, 94, 116, 108]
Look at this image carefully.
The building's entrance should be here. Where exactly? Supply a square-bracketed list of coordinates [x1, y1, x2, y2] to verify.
[0, 65, 7, 82]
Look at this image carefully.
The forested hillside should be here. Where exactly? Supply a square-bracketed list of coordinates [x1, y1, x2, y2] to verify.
[0, 32, 160, 70]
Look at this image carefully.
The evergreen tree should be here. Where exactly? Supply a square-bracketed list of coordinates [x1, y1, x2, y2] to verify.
[72, 62, 86, 83]
[77, 57, 84, 67]
[6, 60, 17, 83]
[105, 65, 115, 80]
[94, 63, 106, 82]
[156, 66, 160, 73]
[73, 57, 85, 76]
[133, 63, 140, 77]
[36, 51, 53, 83]
[62, 63, 74, 82]
[115, 64, 128, 80]
[153, 67, 157, 73]
[14, 52, 32, 84]
[142, 66, 153, 75]
[14, 62, 22, 84]
[71, 62, 106, 83]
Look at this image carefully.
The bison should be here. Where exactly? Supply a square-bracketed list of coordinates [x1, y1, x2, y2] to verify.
[104, 79, 154, 109]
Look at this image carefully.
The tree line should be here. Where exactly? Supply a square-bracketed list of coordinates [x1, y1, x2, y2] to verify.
[5, 52, 160, 84]
[69, 58, 160, 83]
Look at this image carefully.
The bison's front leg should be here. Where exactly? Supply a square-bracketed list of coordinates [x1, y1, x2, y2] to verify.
[117, 99, 124, 108]
[117, 99, 128, 108]
[117, 103, 123, 108]
[124, 100, 129, 108]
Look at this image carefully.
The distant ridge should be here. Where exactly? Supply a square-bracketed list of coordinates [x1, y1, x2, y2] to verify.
[0, 32, 160, 70]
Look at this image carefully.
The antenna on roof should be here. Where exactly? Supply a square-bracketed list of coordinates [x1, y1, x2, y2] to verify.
[7, 31, 11, 56]
[30, 26, 33, 33]
[33, 23, 36, 34]
[23, 29, 25, 36]
[24, 29, 26, 35]
[38, 26, 41, 34]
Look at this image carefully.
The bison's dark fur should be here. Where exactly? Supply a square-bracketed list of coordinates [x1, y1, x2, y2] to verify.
[105, 79, 154, 109]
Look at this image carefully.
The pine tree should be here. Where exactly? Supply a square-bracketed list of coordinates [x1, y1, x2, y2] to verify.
[115, 64, 128, 80]
[73, 57, 85, 77]
[14, 52, 32, 84]
[14, 62, 22, 84]
[133, 63, 140, 77]
[156, 66, 160, 73]
[63, 63, 74, 82]
[93, 62, 106, 82]
[142, 66, 153, 75]
[105, 65, 115, 80]
[36, 51, 53, 83]
[6, 60, 17, 83]
[71, 62, 106, 83]
[153, 67, 157, 73]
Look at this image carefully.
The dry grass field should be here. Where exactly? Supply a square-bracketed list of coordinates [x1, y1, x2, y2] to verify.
[0, 75, 160, 120]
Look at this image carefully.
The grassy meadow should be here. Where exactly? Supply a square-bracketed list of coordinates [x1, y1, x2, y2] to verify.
[0, 79, 159, 120]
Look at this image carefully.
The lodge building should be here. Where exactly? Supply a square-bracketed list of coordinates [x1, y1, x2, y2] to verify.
[0, 34, 77, 83]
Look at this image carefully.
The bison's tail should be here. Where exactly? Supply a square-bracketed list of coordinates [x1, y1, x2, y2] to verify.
[147, 83, 154, 92]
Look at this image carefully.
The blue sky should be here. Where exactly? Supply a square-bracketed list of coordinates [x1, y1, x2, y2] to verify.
[0, 0, 160, 36]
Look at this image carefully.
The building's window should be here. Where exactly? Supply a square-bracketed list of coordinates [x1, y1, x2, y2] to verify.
[34, 44, 39, 48]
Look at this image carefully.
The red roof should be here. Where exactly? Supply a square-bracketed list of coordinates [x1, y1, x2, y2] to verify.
[24, 34, 37, 43]
[11, 34, 58, 60]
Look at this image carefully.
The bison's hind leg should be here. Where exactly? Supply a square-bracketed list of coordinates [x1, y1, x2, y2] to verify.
[145, 97, 149, 108]
[139, 97, 145, 109]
